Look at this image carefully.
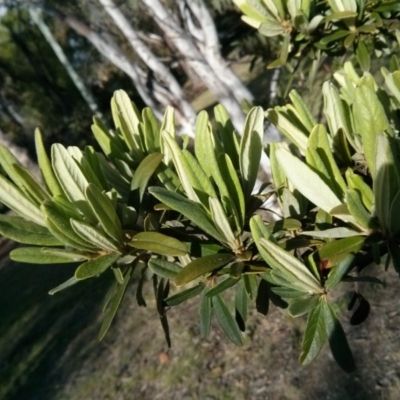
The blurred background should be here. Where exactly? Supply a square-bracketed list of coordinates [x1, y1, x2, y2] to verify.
[0, 0, 400, 399]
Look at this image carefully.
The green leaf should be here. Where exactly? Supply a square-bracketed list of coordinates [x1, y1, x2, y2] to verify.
[86, 183, 123, 244]
[306, 124, 347, 199]
[11, 164, 50, 205]
[51, 144, 96, 222]
[142, 107, 160, 152]
[212, 294, 243, 346]
[165, 283, 204, 306]
[34, 128, 63, 196]
[161, 131, 199, 202]
[300, 227, 362, 238]
[356, 41, 370, 72]
[214, 104, 239, 170]
[345, 169, 374, 211]
[10, 247, 86, 264]
[289, 90, 316, 132]
[323, 301, 355, 372]
[266, 108, 308, 153]
[42, 212, 96, 252]
[175, 253, 235, 287]
[149, 187, 226, 243]
[75, 253, 120, 280]
[374, 135, 400, 234]
[270, 286, 308, 299]
[148, 258, 182, 279]
[209, 197, 238, 249]
[199, 292, 212, 338]
[299, 297, 327, 365]
[288, 295, 320, 317]
[0, 145, 32, 196]
[179, 150, 217, 208]
[346, 189, 376, 229]
[206, 277, 237, 297]
[325, 254, 355, 290]
[317, 236, 365, 267]
[258, 238, 323, 293]
[217, 153, 245, 231]
[236, 279, 249, 320]
[98, 267, 133, 340]
[276, 147, 342, 213]
[354, 86, 390, 177]
[129, 231, 188, 256]
[71, 219, 120, 252]
[49, 276, 79, 295]
[112, 90, 143, 160]
[0, 174, 45, 226]
[239, 106, 264, 200]
[0, 214, 62, 246]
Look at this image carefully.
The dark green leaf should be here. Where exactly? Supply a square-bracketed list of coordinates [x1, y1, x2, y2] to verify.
[165, 283, 205, 306]
[299, 298, 327, 365]
[325, 254, 356, 290]
[131, 153, 164, 202]
[175, 253, 235, 287]
[206, 277, 237, 297]
[129, 231, 188, 256]
[288, 295, 320, 317]
[212, 294, 243, 346]
[199, 292, 212, 338]
[75, 253, 120, 280]
[323, 302, 355, 372]
[98, 267, 133, 340]
[350, 296, 370, 325]
[255, 278, 269, 316]
[148, 258, 182, 279]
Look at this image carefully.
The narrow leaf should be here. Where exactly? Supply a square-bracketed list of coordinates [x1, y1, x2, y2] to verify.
[175, 253, 235, 287]
[75, 253, 120, 280]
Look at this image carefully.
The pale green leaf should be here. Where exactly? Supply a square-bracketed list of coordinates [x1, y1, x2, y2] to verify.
[34, 128, 63, 196]
[131, 153, 164, 202]
[276, 147, 342, 213]
[70, 219, 121, 252]
[300, 227, 362, 238]
[86, 183, 123, 244]
[239, 106, 264, 200]
[0, 214, 61, 246]
[0, 174, 45, 226]
[10, 247, 85, 264]
[49, 276, 79, 295]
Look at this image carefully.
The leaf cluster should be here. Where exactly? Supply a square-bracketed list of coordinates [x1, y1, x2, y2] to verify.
[2, 51, 400, 371]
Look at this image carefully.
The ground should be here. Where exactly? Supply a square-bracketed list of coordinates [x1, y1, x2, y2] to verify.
[1, 254, 400, 400]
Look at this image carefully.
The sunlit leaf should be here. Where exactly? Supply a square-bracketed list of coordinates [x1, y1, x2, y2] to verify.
[10, 247, 87, 264]
[0, 214, 61, 246]
[148, 258, 182, 279]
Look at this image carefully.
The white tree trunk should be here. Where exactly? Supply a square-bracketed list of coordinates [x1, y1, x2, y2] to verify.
[98, 0, 197, 129]
[142, 0, 247, 132]
[184, 0, 254, 104]
[29, 8, 103, 120]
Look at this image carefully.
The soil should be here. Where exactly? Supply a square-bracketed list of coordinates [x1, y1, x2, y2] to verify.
[1, 253, 400, 400]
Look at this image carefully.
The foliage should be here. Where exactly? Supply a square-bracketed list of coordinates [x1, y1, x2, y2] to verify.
[2, 44, 400, 371]
[233, 0, 400, 71]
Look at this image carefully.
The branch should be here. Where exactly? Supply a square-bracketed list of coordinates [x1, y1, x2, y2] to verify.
[98, 0, 197, 129]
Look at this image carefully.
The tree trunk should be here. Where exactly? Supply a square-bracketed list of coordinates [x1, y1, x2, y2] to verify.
[29, 8, 103, 120]
[98, 0, 197, 129]
[141, 0, 247, 132]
